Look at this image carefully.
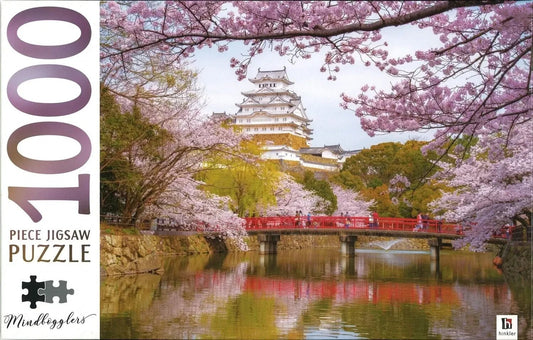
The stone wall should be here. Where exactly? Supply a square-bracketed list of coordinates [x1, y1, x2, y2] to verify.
[101, 234, 335, 276]
[246, 235, 431, 251]
[245, 235, 338, 250]
[500, 241, 532, 339]
[501, 241, 531, 282]
[102, 234, 437, 276]
[101, 234, 244, 276]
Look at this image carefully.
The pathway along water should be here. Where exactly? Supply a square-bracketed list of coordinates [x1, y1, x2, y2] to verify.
[101, 247, 531, 339]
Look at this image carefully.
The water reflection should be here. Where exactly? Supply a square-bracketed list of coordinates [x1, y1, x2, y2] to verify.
[101, 249, 528, 339]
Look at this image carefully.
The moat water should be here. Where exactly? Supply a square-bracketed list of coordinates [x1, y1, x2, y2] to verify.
[101, 248, 531, 339]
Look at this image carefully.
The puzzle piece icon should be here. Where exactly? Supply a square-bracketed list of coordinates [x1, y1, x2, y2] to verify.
[22, 275, 45, 309]
[39, 280, 74, 303]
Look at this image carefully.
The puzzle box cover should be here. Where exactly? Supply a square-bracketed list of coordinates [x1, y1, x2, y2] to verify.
[1, 1, 100, 338]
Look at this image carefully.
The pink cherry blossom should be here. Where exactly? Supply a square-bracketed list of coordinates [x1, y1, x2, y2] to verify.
[267, 174, 324, 216]
[430, 121, 532, 250]
[332, 185, 374, 216]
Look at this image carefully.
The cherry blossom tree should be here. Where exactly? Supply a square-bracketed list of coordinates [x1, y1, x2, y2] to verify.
[388, 174, 411, 195]
[341, 2, 531, 155]
[266, 176, 373, 217]
[266, 173, 324, 216]
[332, 185, 374, 217]
[146, 176, 248, 250]
[101, 85, 246, 230]
[429, 121, 533, 250]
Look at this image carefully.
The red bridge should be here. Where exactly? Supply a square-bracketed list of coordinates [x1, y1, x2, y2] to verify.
[244, 215, 512, 238]
[243, 215, 510, 256]
[245, 215, 460, 234]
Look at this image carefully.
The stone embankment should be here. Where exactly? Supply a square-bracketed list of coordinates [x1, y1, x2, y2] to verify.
[101, 234, 244, 276]
[101, 232, 433, 276]
[500, 241, 531, 282]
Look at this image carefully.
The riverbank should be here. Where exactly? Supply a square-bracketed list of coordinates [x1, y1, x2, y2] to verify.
[500, 241, 531, 282]
[100, 227, 433, 276]
[100, 233, 244, 276]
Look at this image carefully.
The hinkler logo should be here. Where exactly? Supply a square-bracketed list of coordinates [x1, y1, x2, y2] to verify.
[496, 315, 517, 340]
[501, 318, 512, 329]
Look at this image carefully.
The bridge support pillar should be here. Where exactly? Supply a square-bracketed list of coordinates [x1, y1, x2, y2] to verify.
[428, 238, 442, 261]
[339, 235, 358, 256]
[258, 234, 281, 254]
[341, 256, 356, 275]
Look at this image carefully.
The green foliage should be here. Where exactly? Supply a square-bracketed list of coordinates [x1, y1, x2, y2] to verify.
[334, 170, 365, 191]
[360, 184, 399, 217]
[340, 142, 402, 188]
[301, 171, 337, 215]
[100, 85, 171, 222]
[197, 141, 279, 217]
[334, 140, 443, 217]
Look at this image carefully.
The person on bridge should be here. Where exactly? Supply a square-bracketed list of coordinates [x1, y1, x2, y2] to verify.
[415, 213, 424, 231]
[295, 210, 301, 227]
[372, 211, 379, 228]
[422, 213, 430, 231]
[368, 211, 378, 228]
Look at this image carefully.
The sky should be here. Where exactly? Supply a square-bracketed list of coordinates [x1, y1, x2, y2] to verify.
[192, 24, 441, 151]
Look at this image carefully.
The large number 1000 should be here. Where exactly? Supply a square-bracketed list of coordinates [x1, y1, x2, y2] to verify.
[6, 7, 93, 222]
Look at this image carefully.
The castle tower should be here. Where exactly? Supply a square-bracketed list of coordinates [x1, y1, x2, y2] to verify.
[234, 67, 313, 161]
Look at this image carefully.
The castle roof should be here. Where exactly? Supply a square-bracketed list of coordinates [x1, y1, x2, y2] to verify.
[299, 144, 361, 156]
[300, 144, 343, 155]
[249, 67, 294, 85]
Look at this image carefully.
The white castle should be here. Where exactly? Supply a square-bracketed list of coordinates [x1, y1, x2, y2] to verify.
[225, 67, 359, 171]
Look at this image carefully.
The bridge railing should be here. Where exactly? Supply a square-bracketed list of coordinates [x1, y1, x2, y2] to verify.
[244, 216, 462, 235]
[244, 216, 514, 238]
[103, 214, 513, 239]
[375, 217, 458, 234]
